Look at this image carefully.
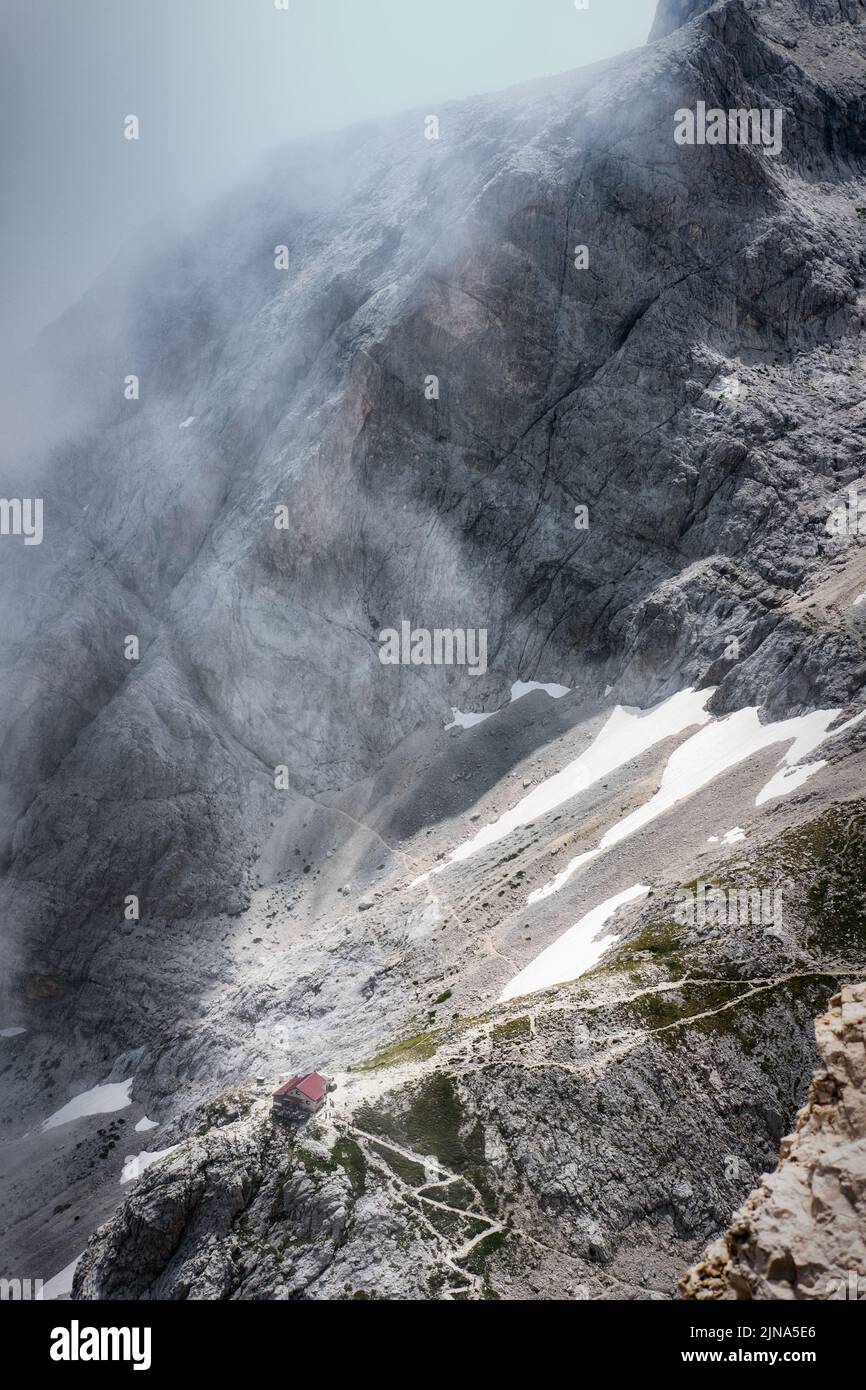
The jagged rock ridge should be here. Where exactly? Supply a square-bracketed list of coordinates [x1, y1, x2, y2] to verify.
[681, 982, 866, 1299]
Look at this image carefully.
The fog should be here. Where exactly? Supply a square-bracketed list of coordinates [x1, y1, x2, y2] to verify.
[0, 0, 656, 362]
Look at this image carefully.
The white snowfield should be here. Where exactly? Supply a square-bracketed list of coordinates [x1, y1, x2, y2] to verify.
[499, 884, 651, 1002]
[755, 760, 827, 806]
[444, 678, 569, 730]
[445, 708, 492, 729]
[42, 1078, 133, 1131]
[120, 1144, 180, 1185]
[529, 702, 865, 905]
[509, 680, 570, 702]
[0, 1026, 26, 1037]
[134, 1115, 159, 1133]
[453, 687, 714, 869]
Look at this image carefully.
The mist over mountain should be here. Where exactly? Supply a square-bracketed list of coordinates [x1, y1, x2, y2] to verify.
[1, 0, 865, 1307]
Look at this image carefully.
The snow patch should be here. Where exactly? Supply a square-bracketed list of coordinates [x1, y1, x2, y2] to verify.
[444, 708, 492, 730]
[500, 884, 651, 1002]
[42, 1078, 133, 1132]
[756, 760, 827, 806]
[454, 688, 713, 871]
[0, 1026, 26, 1037]
[444, 680, 569, 729]
[179, 416, 196, 429]
[510, 680, 570, 702]
[135, 1115, 159, 1133]
[120, 1144, 180, 1185]
[531, 705, 864, 904]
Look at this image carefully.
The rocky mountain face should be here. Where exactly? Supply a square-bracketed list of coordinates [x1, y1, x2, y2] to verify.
[649, 0, 724, 43]
[1, 0, 866, 1299]
[681, 981, 866, 1299]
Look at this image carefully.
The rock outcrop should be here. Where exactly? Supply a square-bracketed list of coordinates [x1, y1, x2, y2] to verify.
[680, 982, 866, 1299]
[649, 0, 722, 43]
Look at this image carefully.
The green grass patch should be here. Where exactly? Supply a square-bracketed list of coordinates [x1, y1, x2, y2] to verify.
[358, 1030, 440, 1071]
[357, 1074, 497, 1215]
[295, 1147, 333, 1179]
[368, 1140, 426, 1186]
[584, 918, 687, 983]
[630, 981, 746, 1032]
[490, 1015, 531, 1044]
[459, 1229, 508, 1275]
[774, 805, 866, 958]
[295, 1136, 367, 1196]
[423, 1206, 489, 1241]
[333, 1136, 366, 1197]
[423, 1178, 476, 1208]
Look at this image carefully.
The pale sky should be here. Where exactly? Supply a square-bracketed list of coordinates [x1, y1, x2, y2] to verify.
[0, 0, 658, 357]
